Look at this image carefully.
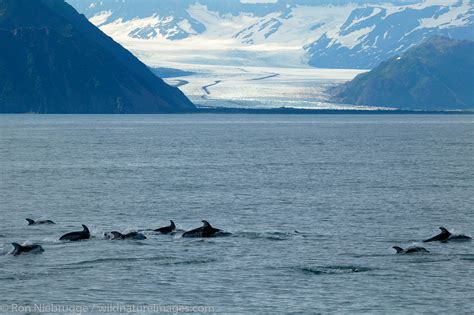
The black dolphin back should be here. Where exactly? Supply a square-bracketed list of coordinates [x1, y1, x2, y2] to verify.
[60, 224, 91, 241]
[423, 227, 451, 242]
[392, 246, 404, 254]
[155, 220, 176, 234]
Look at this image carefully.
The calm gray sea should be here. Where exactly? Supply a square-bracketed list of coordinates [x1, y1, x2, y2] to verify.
[0, 114, 473, 314]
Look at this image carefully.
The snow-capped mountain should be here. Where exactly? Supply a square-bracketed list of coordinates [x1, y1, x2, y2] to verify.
[67, 0, 474, 69]
[306, 1, 474, 68]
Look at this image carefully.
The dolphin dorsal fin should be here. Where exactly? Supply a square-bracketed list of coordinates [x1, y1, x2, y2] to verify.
[202, 220, 211, 228]
[392, 246, 404, 253]
[11, 243, 22, 250]
[82, 224, 90, 234]
[170, 220, 175, 228]
[439, 227, 450, 235]
[26, 218, 35, 225]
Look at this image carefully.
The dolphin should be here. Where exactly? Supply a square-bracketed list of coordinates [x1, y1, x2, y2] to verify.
[26, 218, 55, 225]
[182, 220, 230, 238]
[448, 234, 472, 242]
[423, 227, 451, 242]
[154, 220, 176, 234]
[105, 231, 146, 240]
[10, 243, 44, 256]
[393, 246, 429, 254]
[59, 224, 90, 241]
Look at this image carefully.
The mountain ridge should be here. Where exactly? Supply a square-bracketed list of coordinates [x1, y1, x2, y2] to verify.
[330, 36, 474, 110]
[0, 0, 194, 113]
[67, 0, 474, 69]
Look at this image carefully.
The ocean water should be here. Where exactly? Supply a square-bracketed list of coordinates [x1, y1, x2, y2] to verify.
[0, 114, 473, 314]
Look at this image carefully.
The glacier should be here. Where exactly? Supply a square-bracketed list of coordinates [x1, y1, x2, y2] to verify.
[66, 0, 474, 109]
[68, 0, 473, 69]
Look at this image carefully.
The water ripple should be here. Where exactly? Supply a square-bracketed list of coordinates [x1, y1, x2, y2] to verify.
[299, 265, 373, 275]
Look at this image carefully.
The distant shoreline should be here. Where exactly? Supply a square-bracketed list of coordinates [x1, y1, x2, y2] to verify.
[191, 107, 474, 115]
[2, 107, 473, 115]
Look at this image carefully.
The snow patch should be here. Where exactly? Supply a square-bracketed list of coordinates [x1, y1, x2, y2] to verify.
[330, 26, 376, 49]
[418, 0, 471, 29]
[89, 11, 112, 27]
[177, 19, 197, 35]
[187, 3, 258, 37]
[352, 7, 383, 25]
